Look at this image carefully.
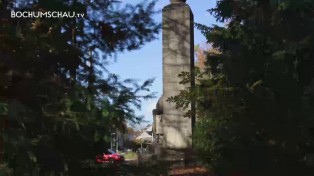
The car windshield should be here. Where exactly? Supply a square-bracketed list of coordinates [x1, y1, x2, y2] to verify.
[107, 149, 116, 154]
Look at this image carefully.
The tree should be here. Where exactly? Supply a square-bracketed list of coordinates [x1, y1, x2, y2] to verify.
[0, 0, 159, 175]
[169, 0, 314, 175]
[195, 44, 221, 72]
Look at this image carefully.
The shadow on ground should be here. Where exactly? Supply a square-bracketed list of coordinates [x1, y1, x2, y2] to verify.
[82, 159, 212, 176]
[81, 159, 168, 176]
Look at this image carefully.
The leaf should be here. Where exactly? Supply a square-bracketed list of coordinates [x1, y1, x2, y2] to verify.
[27, 151, 37, 163]
[0, 102, 8, 115]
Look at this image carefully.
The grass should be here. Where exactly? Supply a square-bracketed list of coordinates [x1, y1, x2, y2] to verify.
[123, 152, 138, 160]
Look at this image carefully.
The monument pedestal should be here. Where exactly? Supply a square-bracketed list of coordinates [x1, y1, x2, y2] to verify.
[152, 1, 195, 165]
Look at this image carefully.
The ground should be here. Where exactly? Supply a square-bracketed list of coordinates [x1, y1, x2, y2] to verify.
[169, 166, 211, 176]
[81, 151, 212, 175]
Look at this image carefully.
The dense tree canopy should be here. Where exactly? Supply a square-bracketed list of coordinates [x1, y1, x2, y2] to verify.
[0, 0, 159, 175]
[169, 0, 314, 175]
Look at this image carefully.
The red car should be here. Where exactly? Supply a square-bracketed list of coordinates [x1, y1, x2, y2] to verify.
[95, 149, 125, 164]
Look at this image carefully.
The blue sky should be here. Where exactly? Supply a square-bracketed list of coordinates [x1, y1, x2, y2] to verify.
[108, 0, 218, 124]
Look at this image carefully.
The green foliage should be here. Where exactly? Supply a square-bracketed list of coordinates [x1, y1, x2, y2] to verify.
[0, 103, 7, 115]
[0, 163, 12, 176]
[0, 0, 159, 175]
[170, 0, 314, 175]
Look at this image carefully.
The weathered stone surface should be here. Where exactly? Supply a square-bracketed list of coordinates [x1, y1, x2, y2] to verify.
[153, 1, 194, 149]
[155, 115, 163, 134]
[170, 0, 186, 4]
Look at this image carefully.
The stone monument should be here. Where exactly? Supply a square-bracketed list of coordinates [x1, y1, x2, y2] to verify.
[153, 0, 194, 150]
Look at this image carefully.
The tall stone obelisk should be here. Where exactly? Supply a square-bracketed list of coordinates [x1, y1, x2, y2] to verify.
[158, 0, 194, 149]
